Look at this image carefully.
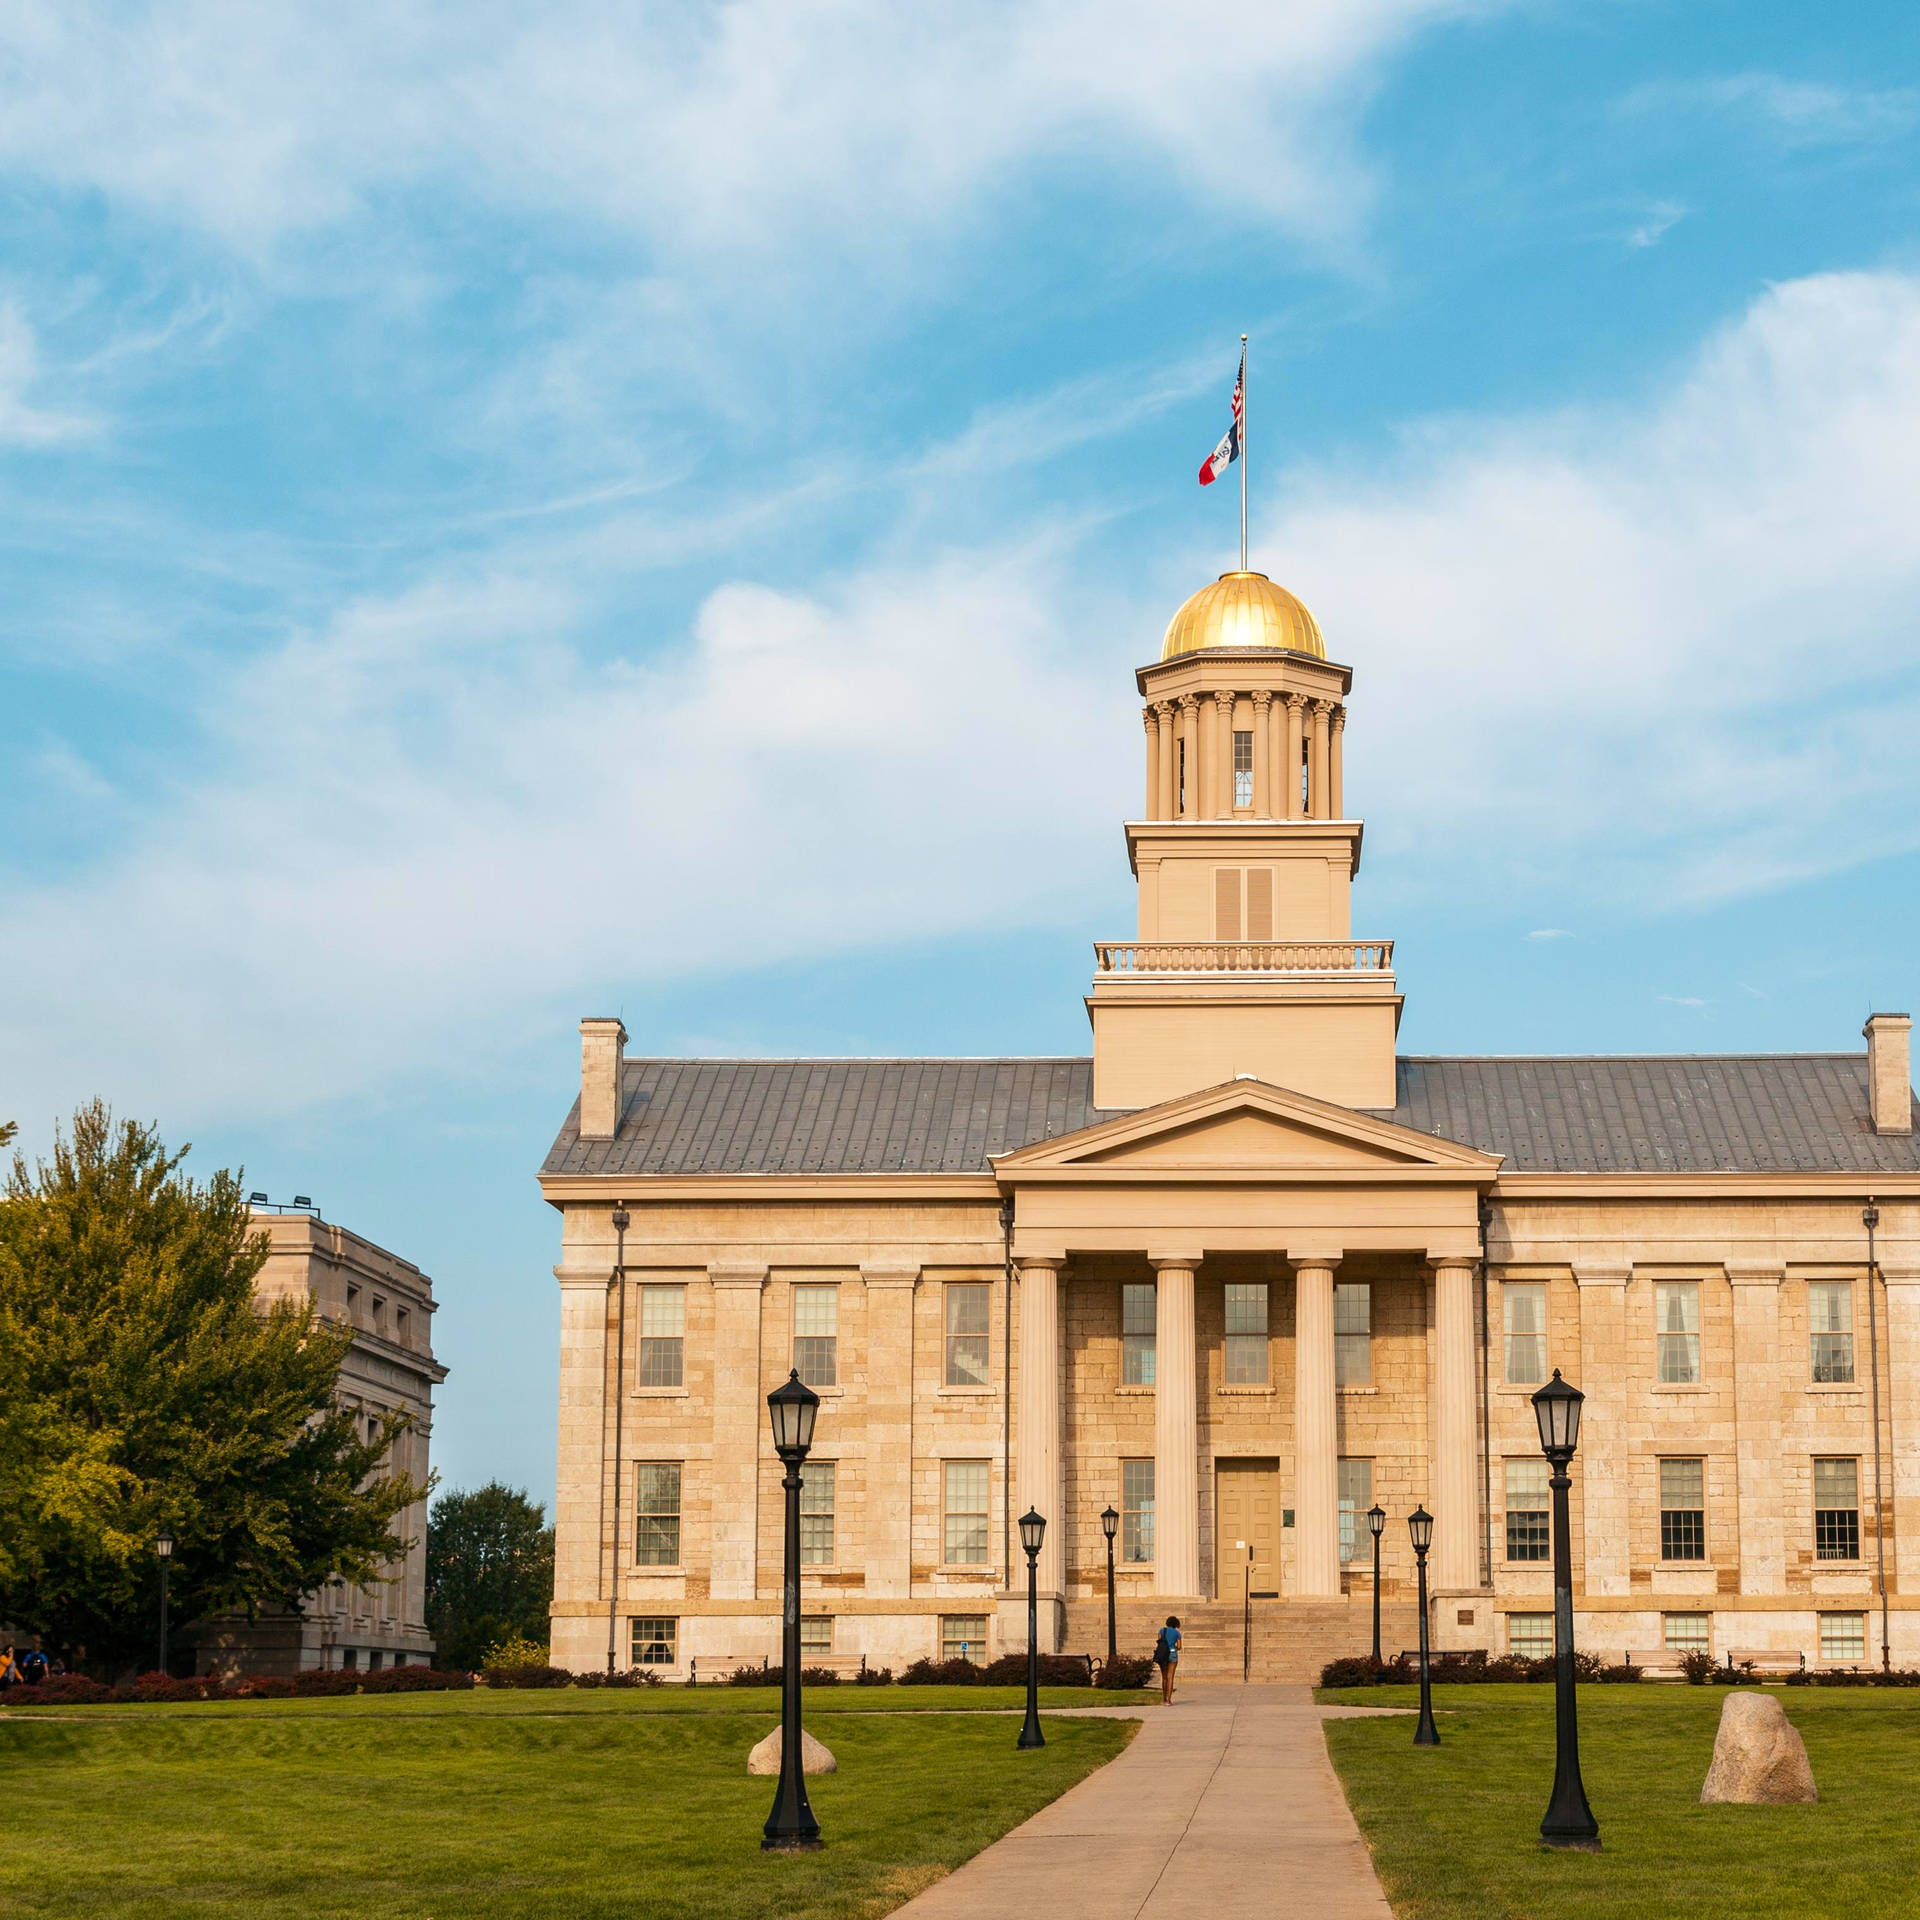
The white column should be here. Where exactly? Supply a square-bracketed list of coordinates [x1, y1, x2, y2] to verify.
[1015, 1257, 1065, 1602]
[861, 1263, 920, 1599]
[1883, 1268, 1920, 1601]
[1430, 1257, 1480, 1592]
[708, 1264, 769, 1601]
[1573, 1264, 1631, 1596]
[1151, 1256, 1201, 1597]
[1143, 706, 1161, 821]
[1292, 1252, 1341, 1597]
[1727, 1264, 1785, 1596]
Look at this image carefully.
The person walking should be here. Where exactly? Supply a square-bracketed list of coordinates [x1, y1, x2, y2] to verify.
[1152, 1616, 1181, 1704]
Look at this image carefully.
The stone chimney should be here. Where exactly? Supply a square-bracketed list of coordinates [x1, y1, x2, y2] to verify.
[1864, 1013, 1913, 1136]
[579, 1017, 628, 1140]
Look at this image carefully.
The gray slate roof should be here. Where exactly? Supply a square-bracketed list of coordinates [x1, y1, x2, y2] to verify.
[540, 1053, 1920, 1179]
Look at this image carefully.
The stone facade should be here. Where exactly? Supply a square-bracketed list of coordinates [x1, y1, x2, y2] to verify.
[198, 1211, 445, 1674]
[542, 572, 1918, 1680]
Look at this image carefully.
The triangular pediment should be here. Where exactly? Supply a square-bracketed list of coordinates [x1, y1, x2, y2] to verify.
[993, 1078, 1500, 1180]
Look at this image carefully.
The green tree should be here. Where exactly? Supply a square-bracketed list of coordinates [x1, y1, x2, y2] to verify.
[0, 1103, 426, 1674]
[425, 1483, 555, 1671]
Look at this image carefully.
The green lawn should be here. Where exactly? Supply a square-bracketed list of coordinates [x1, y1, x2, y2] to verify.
[1318, 1683, 1920, 1920]
[0, 1691, 1138, 1919]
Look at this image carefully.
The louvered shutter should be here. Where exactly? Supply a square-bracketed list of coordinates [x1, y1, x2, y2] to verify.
[1214, 868, 1242, 941]
[1245, 867, 1273, 941]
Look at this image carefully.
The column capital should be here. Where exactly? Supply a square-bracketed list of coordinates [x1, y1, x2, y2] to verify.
[1143, 705, 1159, 731]
[1571, 1262, 1631, 1288]
[860, 1261, 921, 1290]
[1176, 692, 1199, 713]
[1147, 1249, 1203, 1271]
[1330, 704, 1347, 732]
[707, 1262, 770, 1289]
[1426, 1251, 1478, 1274]
[1212, 687, 1236, 712]
[1286, 1245, 1343, 1270]
[1284, 690, 1309, 714]
[1725, 1262, 1784, 1288]
[1881, 1265, 1920, 1288]
[1250, 688, 1273, 713]
[554, 1262, 614, 1290]
[1014, 1252, 1064, 1274]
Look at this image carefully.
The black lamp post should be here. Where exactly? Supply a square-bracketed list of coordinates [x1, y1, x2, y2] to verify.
[1366, 1504, 1386, 1668]
[1532, 1369, 1599, 1850]
[763, 1370, 823, 1852]
[1099, 1505, 1119, 1669]
[1017, 1507, 1046, 1750]
[1408, 1506, 1439, 1746]
[155, 1530, 174, 1676]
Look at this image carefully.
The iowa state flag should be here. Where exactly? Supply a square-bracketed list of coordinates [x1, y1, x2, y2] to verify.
[1197, 344, 1245, 485]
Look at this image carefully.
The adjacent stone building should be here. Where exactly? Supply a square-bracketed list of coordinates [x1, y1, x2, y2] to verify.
[199, 1211, 445, 1674]
[541, 569, 1919, 1680]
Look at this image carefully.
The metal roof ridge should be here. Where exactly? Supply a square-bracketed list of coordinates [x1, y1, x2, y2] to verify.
[618, 1054, 1097, 1066]
[1393, 1051, 1863, 1065]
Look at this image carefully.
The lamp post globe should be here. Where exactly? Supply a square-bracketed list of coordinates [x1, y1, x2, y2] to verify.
[1017, 1507, 1047, 1750]
[1100, 1505, 1120, 1668]
[1408, 1506, 1438, 1746]
[1366, 1504, 1386, 1668]
[1531, 1370, 1600, 1851]
[762, 1371, 823, 1851]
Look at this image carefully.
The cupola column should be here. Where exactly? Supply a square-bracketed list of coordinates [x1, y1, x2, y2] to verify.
[1309, 700, 1332, 820]
[1330, 706, 1346, 819]
[1284, 694, 1306, 820]
[1142, 706, 1161, 821]
[1212, 690, 1235, 818]
[1156, 703, 1176, 820]
[1176, 696, 1197, 818]
[1250, 690, 1272, 816]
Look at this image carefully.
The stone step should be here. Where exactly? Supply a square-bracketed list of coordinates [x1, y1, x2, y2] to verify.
[1066, 1597, 1422, 1683]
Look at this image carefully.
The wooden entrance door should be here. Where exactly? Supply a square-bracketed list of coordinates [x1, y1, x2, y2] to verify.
[1216, 1458, 1280, 1597]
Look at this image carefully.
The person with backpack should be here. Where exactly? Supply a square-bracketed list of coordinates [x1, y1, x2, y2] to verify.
[1152, 1616, 1181, 1703]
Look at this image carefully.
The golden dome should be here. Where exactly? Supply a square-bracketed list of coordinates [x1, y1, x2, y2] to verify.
[1160, 570, 1324, 662]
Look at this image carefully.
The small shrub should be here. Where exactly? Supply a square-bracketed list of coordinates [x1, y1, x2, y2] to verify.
[291, 1670, 363, 1697]
[479, 1632, 550, 1671]
[727, 1663, 782, 1686]
[611, 1667, 662, 1688]
[855, 1665, 894, 1686]
[124, 1672, 216, 1703]
[799, 1666, 841, 1687]
[1594, 1660, 1643, 1684]
[481, 1664, 571, 1690]
[360, 1664, 469, 1694]
[1098, 1655, 1154, 1690]
[981, 1653, 1093, 1687]
[899, 1657, 982, 1686]
[225, 1674, 297, 1699]
[6, 1674, 113, 1707]
[1680, 1650, 1718, 1685]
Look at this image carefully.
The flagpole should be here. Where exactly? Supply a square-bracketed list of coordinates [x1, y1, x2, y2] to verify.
[1239, 333, 1248, 571]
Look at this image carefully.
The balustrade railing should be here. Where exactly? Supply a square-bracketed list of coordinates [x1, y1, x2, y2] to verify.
[1093, 939, 1394, 974]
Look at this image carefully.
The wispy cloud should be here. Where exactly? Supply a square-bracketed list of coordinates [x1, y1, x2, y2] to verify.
[1626, 201, 1686, 249]
[0, 301, 96, 445]
[1657, 995, 1708, 1009]
[1619, 72, 1920, 147]
[1527, 928, 1575, 941]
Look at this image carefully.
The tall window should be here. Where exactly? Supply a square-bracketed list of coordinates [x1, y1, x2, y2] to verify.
[1505, 1459, 1550, 1561]
[631, 1617, 677, 1667]
[1122, 1458, 1155, 1564]
[1659, 1458, 1705, 1561]
[1655, 1281, 1701, 1384]
[793, 1285, 838, 1387]
[633, 1463, 682, 1566]
[1334, 1283, 1371, 1386]
[1123, 1283, 1157, 1386]
[1224, 1282, 1268, 1385]
[1232, 729, 1254, 808]
[1509, 1613, 1553, 1659]
[1503, 1283, 1547, 1384]
[942, 1615, 987, 1663]
[943, 1461, 989, 1564]
[1338, 1458, 1372, 1564]
[945, 1284, 990, 1386]
[1177, 738, 1186, 814]
[799, 1461, 836, 1566]
[1814, 1458, 1860, 1560]
[799, 1617, 833, 1660]
[637, 1285, 685, 1387]
[1821, 1612, 1866, 1662]
[1809, 1282, 1855, 1383]
[1663, 1613, 1710, 1653]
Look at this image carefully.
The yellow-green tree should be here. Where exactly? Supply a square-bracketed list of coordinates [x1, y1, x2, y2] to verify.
[0, 1104, 426, 1674]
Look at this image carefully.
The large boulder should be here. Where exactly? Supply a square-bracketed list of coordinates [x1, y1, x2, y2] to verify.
[1700, 1690, 1817, 1804]
[748, 1725, 838, 1776]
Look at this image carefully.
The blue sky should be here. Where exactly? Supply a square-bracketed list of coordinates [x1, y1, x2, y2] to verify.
[5, 2, 1920, 1505]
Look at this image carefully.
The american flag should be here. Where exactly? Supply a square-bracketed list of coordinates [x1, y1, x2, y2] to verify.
[1197, 344, 1245, 486]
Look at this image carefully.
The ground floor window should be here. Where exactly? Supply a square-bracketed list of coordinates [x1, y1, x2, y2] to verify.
[1505, 1459, 1550, 1561]
[341, 1648, 358, 1670]
[799, 1461, 836, 1566]
[1820, 1612, 1866, 1663]
[631, 1617, 677, 1667]
[367, 1651, 383, 1671]
[1814, 1458, 1861, 1560]
[942, 1615, 988, 1663]
[1122, 1458, 1155, 1564]
[1508, 1613, 1553, 1660]
[1659, 1458, 1706, 1562]
[800, 1617, 833, 1661]
[634, 1461, 683, 1566]
[943, 1460, 990, 1564]
[1663, 1613, 1711, 1652]
[1337, 1458, 1372, 1564]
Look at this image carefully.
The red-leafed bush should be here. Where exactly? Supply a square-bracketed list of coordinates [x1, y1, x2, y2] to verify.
[5, 1674, 114, 1706]
[981, 1652, 1094, 1687]
[290, 1669, 364, 1697]
[854, 1665, 894, 1686]
[224, 1674, 297, 1698]
[359, 1664, 471, 1693]
[1097, 1655, 1154, 1690]
[481, 1664, 571, 1690]
[899, 1657, 982, 1686]
[121, 1672, 217, 1703]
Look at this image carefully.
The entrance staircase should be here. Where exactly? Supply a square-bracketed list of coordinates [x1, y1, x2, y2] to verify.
[1067, 1596, 1420, 1684]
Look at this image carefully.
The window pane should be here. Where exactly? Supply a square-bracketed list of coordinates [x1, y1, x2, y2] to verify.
[1660, 1457, 1705, 1561]
[1122, 1458, 1155, 1564]
[945, 1284, 991, 1386]
[799, 1617, 832, 1659]
[1663, 1613, 1710, 1652]
[942, 1615, 988, 1663]
[799, 1462, 835, 1566]
[1815, 1457, 1860, 1560]
[943, 1461, 989, 1564]
[1509, 1613, 1553, 1659]
[1224, 1282, 1267, 1336]
[1334, 1283, 1371, 1335]
[1122, 1284, 1156, 1334]
[1233, 730, 1253, 808]
[793, 1286, 839, 1337]
[1334, 1284, 1371, 1387]
[1815, 1458, 1859, 1504]
[1505, 1458, 1550, 1562]
[1810, 1282, 1855, 1383]
[1821, 1612, 1866, 1661]
[1659, 1458, 1704, 1506]
[1225, 1286, 1268, 1384]
[1123, 1283, 1157, 1386]
[1503, 1283, 1547, 1385]
[634, 1463, 682, 1566]
[1654, 1282, 1701, 1384]
[637, 1283, 685, 1389]
[631, 1617, 677, 1667]
[1338, 1458, 1371, 1564]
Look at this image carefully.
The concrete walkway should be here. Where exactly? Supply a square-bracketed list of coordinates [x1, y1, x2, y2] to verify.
[895, 1683, 1394, 1919]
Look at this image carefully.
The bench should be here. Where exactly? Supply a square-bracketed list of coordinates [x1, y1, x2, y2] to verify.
[1627, 1648, 1690, 1680]
[1725, 1646, 1806, 1678]
[687, 1652, 874, 1683]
